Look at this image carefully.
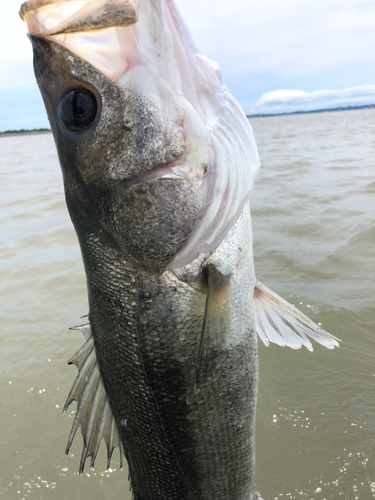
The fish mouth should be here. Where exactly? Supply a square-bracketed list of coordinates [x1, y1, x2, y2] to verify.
[119, 148, 202, 188]
[122, 165, 190, 187]
[20, 0, 141, 82]
[19, 0, 138, 36]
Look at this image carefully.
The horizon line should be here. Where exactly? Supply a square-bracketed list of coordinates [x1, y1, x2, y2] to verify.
[1, 104, 374, 135]
[247, 103, 375, 119]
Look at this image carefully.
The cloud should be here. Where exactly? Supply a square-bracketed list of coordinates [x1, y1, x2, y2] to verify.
[251, 85, 375, 114]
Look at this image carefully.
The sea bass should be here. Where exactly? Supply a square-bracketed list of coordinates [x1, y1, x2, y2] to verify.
[20, 1, 339, 499]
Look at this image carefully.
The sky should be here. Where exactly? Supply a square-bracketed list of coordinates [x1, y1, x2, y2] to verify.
[0, 0, 375, 131]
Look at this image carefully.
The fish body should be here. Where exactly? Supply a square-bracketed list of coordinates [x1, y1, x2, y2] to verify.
[70, 192, 258, 500]
[21, 1, 339, 499]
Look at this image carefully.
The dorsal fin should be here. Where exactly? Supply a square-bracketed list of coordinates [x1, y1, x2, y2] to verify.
[64, 322, 124, 473]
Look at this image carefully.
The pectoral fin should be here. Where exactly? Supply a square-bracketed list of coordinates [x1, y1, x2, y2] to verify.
[64, 322, 124, 473]
[254, 281, 340, 351]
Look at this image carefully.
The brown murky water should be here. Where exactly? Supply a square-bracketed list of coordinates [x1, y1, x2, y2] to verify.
[1, 108, 374, 499]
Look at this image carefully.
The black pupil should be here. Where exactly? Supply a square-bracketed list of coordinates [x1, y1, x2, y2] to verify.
[59, 89, 97, 131]
[73, 94, 90, 117]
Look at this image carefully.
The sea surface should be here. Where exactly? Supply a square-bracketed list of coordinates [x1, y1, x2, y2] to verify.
[0, 108, 374, 500]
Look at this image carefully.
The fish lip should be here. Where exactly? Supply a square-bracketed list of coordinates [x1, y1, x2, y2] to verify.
[120, 163, 190, 188]
[118, 156, 207, 190]
[20, 0, 138, 33]
[28, 32, 52, 52]
[110, 145, 195, 190]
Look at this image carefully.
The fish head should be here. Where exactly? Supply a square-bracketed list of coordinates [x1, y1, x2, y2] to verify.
[22, 0, 261, 273]
[29, 32, 192, 201]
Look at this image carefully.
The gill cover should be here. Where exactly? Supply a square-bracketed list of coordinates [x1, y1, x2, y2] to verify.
[21, 0, 261, 269]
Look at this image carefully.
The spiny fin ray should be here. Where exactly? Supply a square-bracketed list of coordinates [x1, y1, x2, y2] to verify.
[254, 280, 340, 351]
[64, 321, 124, 473]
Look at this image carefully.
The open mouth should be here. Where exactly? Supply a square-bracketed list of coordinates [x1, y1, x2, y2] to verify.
[20, 0, 140, 81]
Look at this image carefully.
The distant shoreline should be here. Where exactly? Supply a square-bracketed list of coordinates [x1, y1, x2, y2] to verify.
[0, 128, 51, 138]
[247, 103, 375, 118]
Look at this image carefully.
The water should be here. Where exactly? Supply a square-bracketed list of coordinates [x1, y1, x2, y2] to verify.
[0, 108, 374, 499]
[251, 109, 375, 499]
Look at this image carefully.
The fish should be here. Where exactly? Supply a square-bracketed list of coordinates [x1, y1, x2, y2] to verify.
[20, 1, 340, 499]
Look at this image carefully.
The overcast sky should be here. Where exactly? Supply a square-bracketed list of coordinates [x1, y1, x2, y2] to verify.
[1, 0, 375, 131]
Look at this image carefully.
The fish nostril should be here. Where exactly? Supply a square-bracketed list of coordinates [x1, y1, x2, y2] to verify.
[122, 118, 133, 132]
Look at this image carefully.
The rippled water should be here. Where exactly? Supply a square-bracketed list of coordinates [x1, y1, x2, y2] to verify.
[1, 108, 374, 499]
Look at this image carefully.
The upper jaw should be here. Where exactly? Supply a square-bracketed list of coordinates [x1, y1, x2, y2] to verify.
[20, 0, 138, 36]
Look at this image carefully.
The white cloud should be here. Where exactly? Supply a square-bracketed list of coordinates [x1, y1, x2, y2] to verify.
[251, 85, 375, 114]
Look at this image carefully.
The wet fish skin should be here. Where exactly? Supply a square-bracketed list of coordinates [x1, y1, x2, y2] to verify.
[31, 35, 259, 500]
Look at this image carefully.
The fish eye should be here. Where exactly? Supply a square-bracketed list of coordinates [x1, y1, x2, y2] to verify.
[59, 88, 98, 132]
